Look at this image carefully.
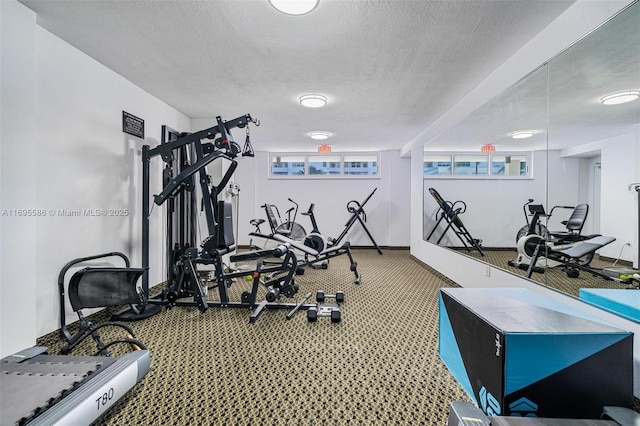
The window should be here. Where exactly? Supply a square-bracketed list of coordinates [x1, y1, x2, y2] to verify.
[454, 155, 488, 175]
[343, 155, 378, 176]
[269, 153, 380, 178]
[423, 155, 452, 175]
[423, 152, 531, 179]
[491, 155, 528, 176]
[271, 155, 306, 176]
[308, 155, 341, 175]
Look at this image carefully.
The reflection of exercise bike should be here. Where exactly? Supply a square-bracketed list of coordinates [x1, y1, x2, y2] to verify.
[510, 199, 592, 271]
[515, 199, 549, 243]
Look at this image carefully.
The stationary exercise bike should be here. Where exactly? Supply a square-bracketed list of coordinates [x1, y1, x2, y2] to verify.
[276, 199, 307, 241]
[300, 203, 329, 252]
[251, 199, 308, 242]
[250, 199, 329, 270]
[509, 200, 593, 272]
[510, 201, 559, 272]
[514, 199, 549, 243]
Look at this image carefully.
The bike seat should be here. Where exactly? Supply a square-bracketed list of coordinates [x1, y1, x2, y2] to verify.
[250, 219, 265, 226]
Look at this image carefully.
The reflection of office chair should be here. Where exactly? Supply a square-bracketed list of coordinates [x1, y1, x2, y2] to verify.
[58, 252, 147, 356]
[426, 187, 484, 256]
[549, 203, 589, 244]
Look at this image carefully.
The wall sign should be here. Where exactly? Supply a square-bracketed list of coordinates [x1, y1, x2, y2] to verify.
[122, 111, 145, 139]
[481, 144, 495, 154]
[317, 144, 331, 154]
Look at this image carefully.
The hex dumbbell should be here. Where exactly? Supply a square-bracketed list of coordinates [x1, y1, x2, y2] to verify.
[315, 290, 344, 303]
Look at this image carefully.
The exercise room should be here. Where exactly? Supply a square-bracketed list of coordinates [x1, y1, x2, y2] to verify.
[1, 0, 639, 424]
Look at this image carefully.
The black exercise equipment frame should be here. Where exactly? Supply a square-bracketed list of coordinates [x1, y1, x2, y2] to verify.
[140, 115, 254, 303]
[133, 114, 323, 322]
[426, 187, 484, 256]
[58, 251, 147, 356]
[332, 188, 382, 254]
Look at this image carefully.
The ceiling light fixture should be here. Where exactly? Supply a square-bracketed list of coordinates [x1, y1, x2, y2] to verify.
[510, 131, 534, 139]
[269, 0, 319, 16]
[309, 131, 330, 140]
[299, 94, 327, 108]
[600, 90, 640, 105]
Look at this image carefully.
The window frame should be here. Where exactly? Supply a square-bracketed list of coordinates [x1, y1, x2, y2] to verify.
[423, 151, 533, 179]
[269, 152, 381, 179]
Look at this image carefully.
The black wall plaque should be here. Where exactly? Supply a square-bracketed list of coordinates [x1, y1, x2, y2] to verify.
[122, 111, 145, 139]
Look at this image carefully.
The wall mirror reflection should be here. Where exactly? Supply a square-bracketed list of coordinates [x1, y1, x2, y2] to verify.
[423, 1, 640, 302]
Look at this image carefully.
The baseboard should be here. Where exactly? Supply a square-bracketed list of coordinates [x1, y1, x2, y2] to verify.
[238, 244, 409, 251]
[448, 246, 515, 251]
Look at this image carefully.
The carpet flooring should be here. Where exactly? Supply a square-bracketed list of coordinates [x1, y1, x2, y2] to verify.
[37, 249, 472, 425]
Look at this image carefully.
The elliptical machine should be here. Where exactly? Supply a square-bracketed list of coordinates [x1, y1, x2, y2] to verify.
[515, 199, 549, 243]
[509, 200, 559, 273]
[300, 203, 329, 252]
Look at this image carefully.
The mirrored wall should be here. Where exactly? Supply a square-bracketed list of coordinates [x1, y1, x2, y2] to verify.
[423, 1, 640, 300]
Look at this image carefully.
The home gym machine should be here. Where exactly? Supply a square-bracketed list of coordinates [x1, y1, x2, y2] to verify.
[115, 114, 336, 323]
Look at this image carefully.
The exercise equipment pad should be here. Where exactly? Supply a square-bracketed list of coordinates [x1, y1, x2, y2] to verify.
[1, 347, 150, 426]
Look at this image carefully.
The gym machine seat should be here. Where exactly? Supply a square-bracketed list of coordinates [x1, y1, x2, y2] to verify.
[548, 203, 589, 244]
[525, 235, 616, 279]
[58, 252, 148, 356]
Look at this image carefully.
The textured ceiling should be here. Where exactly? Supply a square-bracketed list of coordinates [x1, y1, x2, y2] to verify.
[427, 2, 640, 152]
[20, 0, 577, 152]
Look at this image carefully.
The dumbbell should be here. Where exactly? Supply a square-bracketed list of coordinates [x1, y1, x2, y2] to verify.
[306, 306, 341, 323]
[315, 290, 344, 303]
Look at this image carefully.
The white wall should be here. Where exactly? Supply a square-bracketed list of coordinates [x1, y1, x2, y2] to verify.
[561, 129, 640, 264]
[0, 1, 191, 357]
[577, 155, 601, 236]
[599, 132, 639, 264]
[238, 150, 409, 249]
[1, 0, 38, 357]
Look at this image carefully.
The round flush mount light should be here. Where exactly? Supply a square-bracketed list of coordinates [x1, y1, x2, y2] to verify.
[510, 131, 534, 139]
[309, 131, 330, 140]
[269, 0, 319, 16]
[600, 90, 640, 105]
[299, 94, 327, 108]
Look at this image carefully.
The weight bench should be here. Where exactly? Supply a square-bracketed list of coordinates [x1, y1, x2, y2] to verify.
[526, 235, 616, 279]
[426, 187, 484, 256]
[272, 233, 361, 284]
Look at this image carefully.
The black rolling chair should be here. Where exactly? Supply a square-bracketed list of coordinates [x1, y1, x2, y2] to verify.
[58, 252, 147, 356]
